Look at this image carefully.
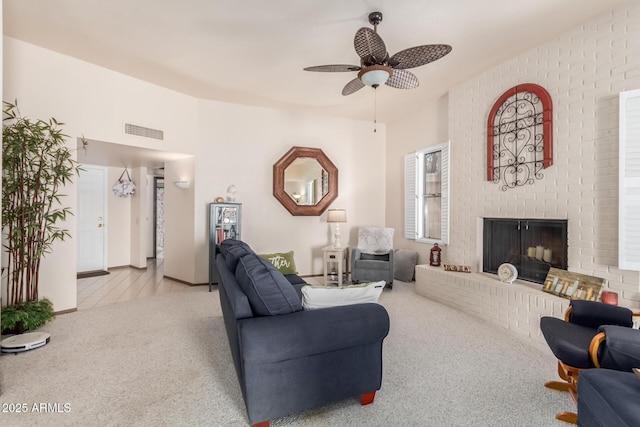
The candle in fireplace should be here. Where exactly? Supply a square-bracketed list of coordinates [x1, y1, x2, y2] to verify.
[543, 249, 552, 263]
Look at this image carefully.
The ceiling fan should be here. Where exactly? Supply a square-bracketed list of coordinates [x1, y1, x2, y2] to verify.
[304, 12, 452, 95]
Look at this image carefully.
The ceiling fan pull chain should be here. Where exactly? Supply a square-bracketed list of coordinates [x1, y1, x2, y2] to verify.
[373, 88, 377, 133]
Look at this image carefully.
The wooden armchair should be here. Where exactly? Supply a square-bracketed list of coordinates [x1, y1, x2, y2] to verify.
[540, 300, 640, 424]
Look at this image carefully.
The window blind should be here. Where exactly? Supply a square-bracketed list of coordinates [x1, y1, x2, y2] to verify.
[619, 89, 640, 271]
[404, 153, 417, 239]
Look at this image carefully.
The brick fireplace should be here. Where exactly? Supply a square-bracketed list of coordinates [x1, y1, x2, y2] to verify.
[415, 265, 570, 351]
[415, 219, 570, 351]
[483, 218, 568, 284]
[439, 5, 640, 309]
[408, 3, 640, 352]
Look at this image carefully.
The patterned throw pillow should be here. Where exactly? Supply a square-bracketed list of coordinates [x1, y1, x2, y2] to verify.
[258, 251, 298, 275]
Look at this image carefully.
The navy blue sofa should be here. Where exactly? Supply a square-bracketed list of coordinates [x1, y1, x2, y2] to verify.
[578, 369, 640, 426]
[216, 240, 390, 426]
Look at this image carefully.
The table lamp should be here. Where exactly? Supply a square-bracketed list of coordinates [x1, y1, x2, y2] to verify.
[327, 209, 347, 249]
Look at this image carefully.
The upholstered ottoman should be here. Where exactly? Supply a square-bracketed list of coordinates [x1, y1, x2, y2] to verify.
[393, 249, 418, 282]
[577, 369, 640, 427]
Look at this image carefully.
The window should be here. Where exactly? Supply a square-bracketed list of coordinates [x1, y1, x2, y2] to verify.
[404, 141, 450, 244]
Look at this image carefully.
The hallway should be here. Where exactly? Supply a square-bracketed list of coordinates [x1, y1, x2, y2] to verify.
[77, 258, 192, 311]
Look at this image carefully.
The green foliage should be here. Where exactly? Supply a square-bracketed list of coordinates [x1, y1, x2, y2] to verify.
[1, 298, 55, 334]
[2, 100, 84, 306]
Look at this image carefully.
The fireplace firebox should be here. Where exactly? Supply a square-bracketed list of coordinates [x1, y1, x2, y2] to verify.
[483, 218, 568, 284]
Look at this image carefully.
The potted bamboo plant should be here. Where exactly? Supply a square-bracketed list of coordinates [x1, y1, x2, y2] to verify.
[1, 100, 85, 334]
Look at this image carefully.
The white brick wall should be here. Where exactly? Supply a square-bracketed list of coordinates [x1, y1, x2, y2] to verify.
[446, 5, 640, 308]
[415, 265, 570, 351]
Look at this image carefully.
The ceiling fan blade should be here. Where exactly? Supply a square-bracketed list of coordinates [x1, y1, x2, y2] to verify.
[385, 69, 419, 90]
[304, 64, 361, 72]
[342, 78, 365, 96]
[354, 27, 387, 62]
[389, 44, 452, 69]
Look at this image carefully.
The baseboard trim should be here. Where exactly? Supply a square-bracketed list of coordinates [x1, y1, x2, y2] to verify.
[162, 275, 207, 287]
[108, 265, 147, 271]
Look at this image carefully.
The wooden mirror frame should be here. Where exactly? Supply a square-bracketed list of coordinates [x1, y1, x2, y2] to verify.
[273, 146, 338, 216]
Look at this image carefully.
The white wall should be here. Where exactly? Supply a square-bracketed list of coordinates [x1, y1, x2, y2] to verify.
[107, 167, 132, 267]
[386, 94, 449, 265]
[3, 37, 199, 311]
[194, 100, 386, 283]
[392, 4, 640, 307]
[129, 167, 148, 268]
[164, 157, 196, 283]
[1, 8, 4, 309]
[3, 35, 387, 308]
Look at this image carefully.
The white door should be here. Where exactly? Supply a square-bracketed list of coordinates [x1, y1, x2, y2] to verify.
[77, 166, 107, 272]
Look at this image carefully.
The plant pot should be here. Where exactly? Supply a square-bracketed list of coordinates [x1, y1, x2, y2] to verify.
[1, 299, 55, 335]
[2, 320, 26, 335]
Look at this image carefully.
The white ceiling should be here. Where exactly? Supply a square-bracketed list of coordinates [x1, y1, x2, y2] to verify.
[4, 0, 631, 125]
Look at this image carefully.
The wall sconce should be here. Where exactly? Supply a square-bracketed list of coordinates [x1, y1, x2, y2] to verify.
[174, 180, 190, 189]
[327, 209, 347, 248]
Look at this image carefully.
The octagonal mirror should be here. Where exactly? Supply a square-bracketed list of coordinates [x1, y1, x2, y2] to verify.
[273, 146, 338, 216]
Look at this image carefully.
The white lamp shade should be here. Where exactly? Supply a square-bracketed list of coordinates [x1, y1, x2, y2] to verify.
[327, 209, 347, 223]
[358, 65, 392, 88]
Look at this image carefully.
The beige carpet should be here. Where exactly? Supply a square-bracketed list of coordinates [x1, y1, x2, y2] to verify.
[0, 281, 571, 426]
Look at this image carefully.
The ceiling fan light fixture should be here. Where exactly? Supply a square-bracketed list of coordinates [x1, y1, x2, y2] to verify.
[358, 65, 393, 88]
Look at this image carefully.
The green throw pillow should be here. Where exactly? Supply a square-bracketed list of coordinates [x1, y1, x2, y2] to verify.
[258, 251, 298, 275]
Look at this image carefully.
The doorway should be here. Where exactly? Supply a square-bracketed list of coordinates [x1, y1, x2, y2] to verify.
[154, 177, 165, 259]
[77, 165, 107, 274]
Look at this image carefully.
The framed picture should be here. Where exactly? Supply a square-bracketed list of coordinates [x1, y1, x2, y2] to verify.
[542, 267, 605, 301]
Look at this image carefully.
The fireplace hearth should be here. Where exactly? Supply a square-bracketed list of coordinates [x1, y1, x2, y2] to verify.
[483, 218, 568, 284]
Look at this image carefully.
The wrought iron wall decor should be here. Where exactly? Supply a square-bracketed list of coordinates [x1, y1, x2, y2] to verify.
[487, 83, 553, 190]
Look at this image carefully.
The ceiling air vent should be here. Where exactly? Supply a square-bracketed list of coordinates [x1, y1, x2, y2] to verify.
[124, 123, 164, 140]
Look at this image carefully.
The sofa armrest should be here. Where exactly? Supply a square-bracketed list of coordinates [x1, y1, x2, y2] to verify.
[351, 248, 362, 271]
[239, 303, 390, 363]
[569, 300, 633, 329]
[595, 325, 640, 371]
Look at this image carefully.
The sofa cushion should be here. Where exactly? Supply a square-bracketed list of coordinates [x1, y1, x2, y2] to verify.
[540, 316, 599, 368]
[258, 251, 298, 274]
[354, 259, 391, 271]
[236, 254, 302, 316]
[300, 281, 385, 310]
[220, 240, 254, 271]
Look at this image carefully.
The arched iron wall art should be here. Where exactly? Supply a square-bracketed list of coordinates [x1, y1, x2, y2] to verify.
[487, 83, 553, 190]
